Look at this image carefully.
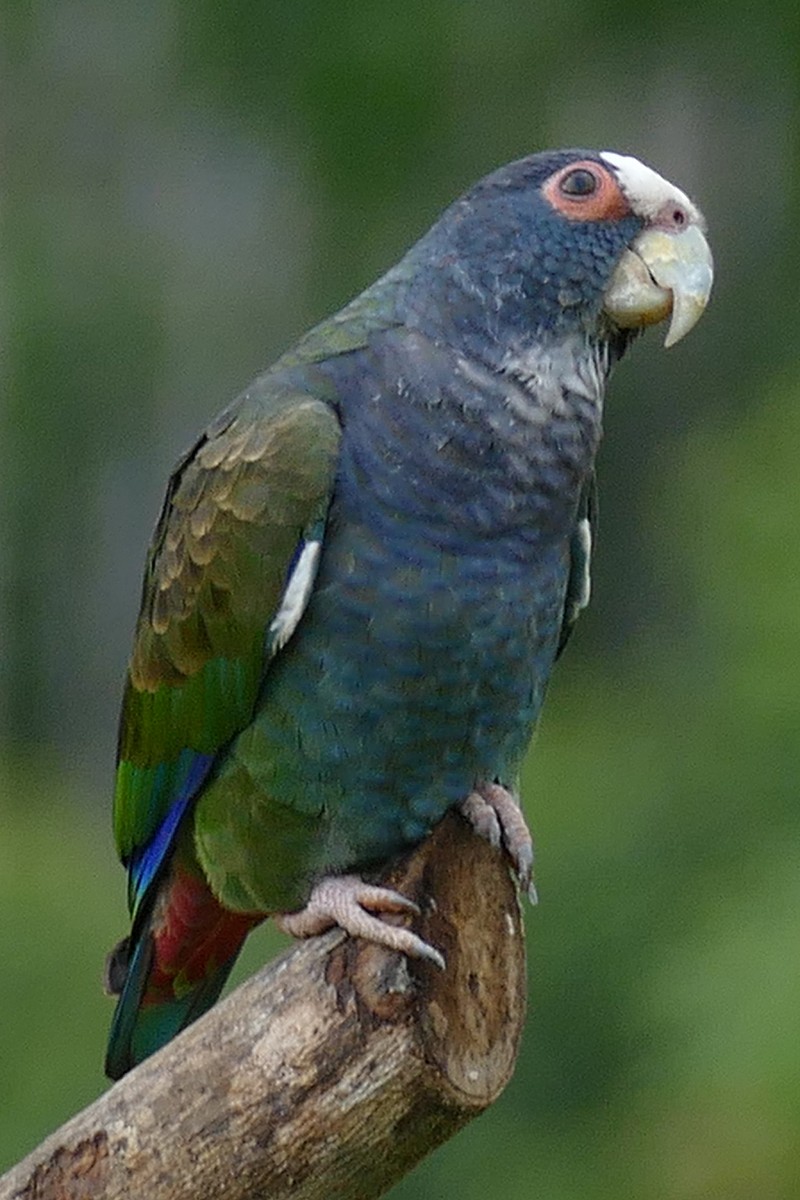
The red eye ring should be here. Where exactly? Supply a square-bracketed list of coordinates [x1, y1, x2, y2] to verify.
[542, 160, 631, 222]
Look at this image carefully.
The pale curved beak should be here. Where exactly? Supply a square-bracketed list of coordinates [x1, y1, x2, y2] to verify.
[603, 223, 714, 347]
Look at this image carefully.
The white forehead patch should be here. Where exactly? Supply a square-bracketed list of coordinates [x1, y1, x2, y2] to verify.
[600, 151, 704, 227]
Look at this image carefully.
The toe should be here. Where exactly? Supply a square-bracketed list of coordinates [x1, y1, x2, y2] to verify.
[348, 883, 421, 917]
[465, 783, 537, 901]
[276, 875, 444, 967]
[461, 792, 502, 847]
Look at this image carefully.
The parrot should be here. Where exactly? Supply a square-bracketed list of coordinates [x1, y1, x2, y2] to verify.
[104, 148, 712, 1079]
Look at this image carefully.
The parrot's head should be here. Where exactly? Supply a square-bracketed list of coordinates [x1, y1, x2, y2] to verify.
[405, 148, 712, 360]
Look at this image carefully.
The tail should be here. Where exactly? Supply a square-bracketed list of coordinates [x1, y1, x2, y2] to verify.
[105, 859, 263, 1080]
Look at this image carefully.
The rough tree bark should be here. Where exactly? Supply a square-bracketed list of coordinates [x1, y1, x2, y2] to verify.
[0, 811, 527, 1200]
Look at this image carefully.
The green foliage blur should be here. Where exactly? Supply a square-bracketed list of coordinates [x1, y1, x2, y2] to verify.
[1, 2, 798, 1195]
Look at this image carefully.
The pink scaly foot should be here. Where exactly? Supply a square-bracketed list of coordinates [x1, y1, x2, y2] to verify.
[276, 874, 445, 968]
[461, 782, 537, 903]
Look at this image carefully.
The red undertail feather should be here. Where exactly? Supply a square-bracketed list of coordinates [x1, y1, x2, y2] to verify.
[144, 863, 264, 1007]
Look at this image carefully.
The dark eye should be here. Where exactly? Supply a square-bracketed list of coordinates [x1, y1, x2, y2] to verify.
[559, 168, 598, 197]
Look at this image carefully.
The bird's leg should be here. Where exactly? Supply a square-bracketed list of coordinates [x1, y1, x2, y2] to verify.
[276, 874, 445, 968]
[461, 783, 537, 903]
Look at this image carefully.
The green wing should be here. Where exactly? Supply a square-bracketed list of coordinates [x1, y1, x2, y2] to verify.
[114, 378, 341, 913]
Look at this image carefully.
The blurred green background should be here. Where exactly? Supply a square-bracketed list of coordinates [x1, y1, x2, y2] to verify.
[1, 2, 798, 1196]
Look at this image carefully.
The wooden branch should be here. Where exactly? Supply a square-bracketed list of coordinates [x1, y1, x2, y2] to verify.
[1, 812, 526, 1200]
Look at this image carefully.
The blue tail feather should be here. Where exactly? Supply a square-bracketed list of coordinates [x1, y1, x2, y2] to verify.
[105, 925, 239, 1081]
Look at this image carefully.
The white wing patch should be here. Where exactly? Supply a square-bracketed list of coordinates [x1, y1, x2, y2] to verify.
[268, 539, 322, 652]
[574, 516, 592, 611]
[600, 152, 704, 228]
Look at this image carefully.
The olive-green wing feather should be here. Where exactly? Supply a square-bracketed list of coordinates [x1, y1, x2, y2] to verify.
[114, 379, 341, 913]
